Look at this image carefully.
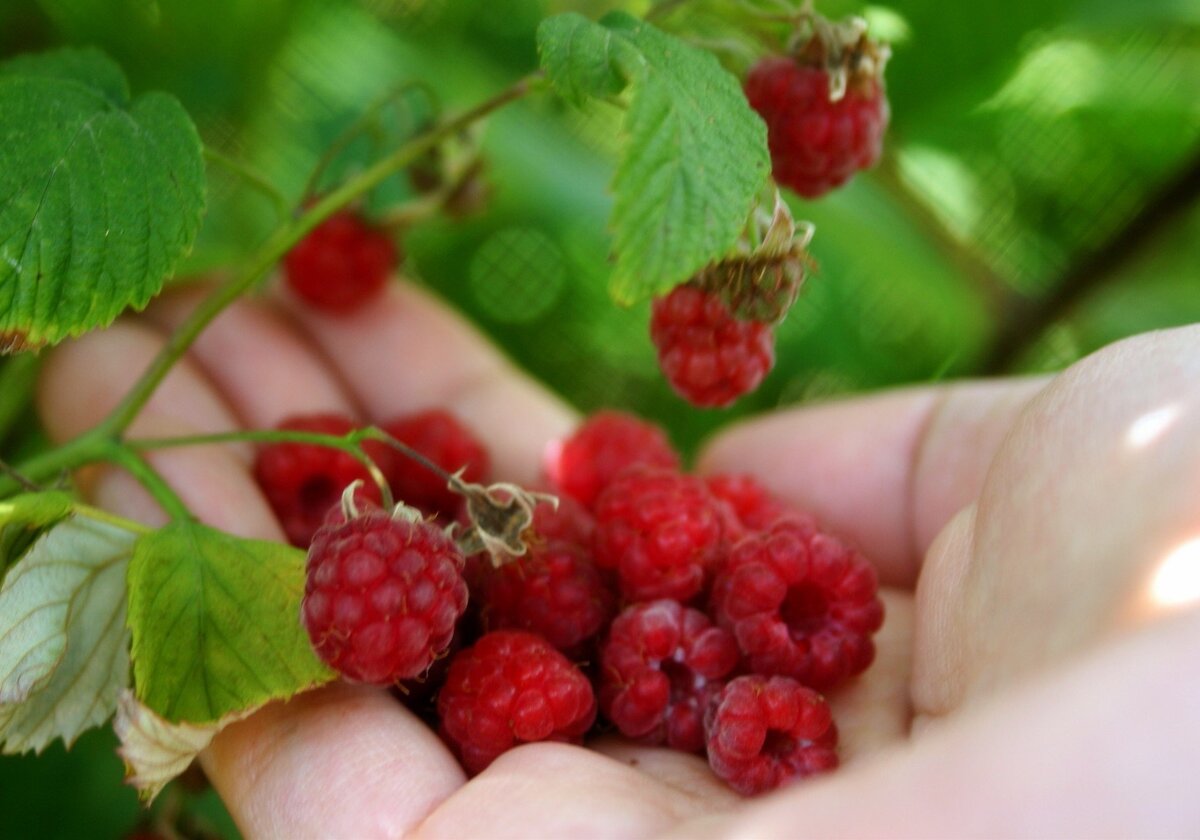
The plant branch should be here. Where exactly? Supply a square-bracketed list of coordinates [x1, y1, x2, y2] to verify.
[979, 146, 1200, 374]
[105, 445, 192, 521]
[872, 150, 1011, 316]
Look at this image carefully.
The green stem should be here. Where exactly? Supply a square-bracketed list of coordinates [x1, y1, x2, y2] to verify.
[0, 431, 108, 497]
[105, 445, 192, 521]
[203, 146, 289, 221]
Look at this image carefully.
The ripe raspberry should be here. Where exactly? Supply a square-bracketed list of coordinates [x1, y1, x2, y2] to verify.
[544, 411, 680, 509]
[711, 520, 883, 690]
[650, 284, 775, 409]
[598, 600, 738, 753]
[706, 675, 838, 796]
[283, 209, 397, 312]
[301, 509, 468, 684]
[744, 58, 888, 199]
[254, 413, 392, 547]
[593, 467, 727, 603]
[474, 541, 615, 653]
[438, 630, 596, 773]
[529, 496, 595, 549]
[704, 473, 818, 539]
[381, 409, 491, 520]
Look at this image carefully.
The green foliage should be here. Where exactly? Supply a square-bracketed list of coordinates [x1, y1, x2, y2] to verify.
[538, 12, 770, 304]
[0, 513, 135, 753]
[126, 522, 334, 724]
[0, 48, 204, 350]
[0, 491, 73, 576]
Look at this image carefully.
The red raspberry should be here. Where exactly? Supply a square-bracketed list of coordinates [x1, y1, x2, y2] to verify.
[544, 411, 680, 509]
[474, 541, 615, 653]
[254, 413, 392, 547]
[438, 630, 596, 773]
[705, 675, 838, 796]
[705, 473, 791, 535]
[381, 409, 491, 520]
[650, 284, 775, 409]
[283, 209, 397, 312]
[301, 510, 468, 684]
[593, 468, 727, 603]
[530, 496, 595, 549]
[598, 600, 738, 753]
[744, 58, 888, 199]
[711, 520, 883, 690]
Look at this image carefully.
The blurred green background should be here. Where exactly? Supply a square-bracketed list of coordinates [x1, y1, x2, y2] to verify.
[0, 0, 1197, 835]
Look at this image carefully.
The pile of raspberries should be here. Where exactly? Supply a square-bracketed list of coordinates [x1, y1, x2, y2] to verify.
[255, 409, 884, 796]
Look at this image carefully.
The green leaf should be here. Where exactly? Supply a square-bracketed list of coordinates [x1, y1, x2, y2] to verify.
[537, 12, 770, 304]
[0, 491, 76, 580]
[0, 514, 136, 752]
[0, 48, 205, 351]
[127, 522, 334, 724]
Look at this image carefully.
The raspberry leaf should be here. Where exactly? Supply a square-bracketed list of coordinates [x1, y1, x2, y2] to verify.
[537, 13, 770, 305]
[0, 491, 75, 578]
[127, 522, 335, 724]
[0, 513, 137, 752]
[0, 48, 205, 351]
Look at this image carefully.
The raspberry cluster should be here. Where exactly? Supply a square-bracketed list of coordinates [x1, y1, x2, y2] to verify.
[266, 408, 883, 795]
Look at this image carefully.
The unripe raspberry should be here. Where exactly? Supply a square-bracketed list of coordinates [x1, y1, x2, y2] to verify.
[650, 284, 775, 408]
[706, 675, 838, 795]
[438, 630, 596, 773]
[283, 209, 397, 312]
[302, 509, 467, 684]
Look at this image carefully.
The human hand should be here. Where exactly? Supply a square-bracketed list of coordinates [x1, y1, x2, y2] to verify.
[36, 281, 1200, 838]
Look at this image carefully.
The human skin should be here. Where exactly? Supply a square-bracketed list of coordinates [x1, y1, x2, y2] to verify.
[36, 281, 1200, 838]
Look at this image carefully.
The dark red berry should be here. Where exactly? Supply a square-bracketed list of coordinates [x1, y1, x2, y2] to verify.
[744, 58, 888, 199]
[593, 467, 727, 603]
[705, 473, 814, 537]
[283, 209, 397, 312]
[438, 630, 596, 773]
[381, 409, 490, 521]
[711, 519, 883, 690]
[544, 411, 680, 509]
[599, 600, 738, 753]
[254, 413, 392, 547]
[302, 510, 468, 684]
[650, 284, 775, 409]
[474, 541, 615, 654]
[530, 496, 596, 550]
[706, 675, 838, 796]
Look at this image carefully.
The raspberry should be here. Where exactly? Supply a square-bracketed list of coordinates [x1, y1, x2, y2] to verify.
[544, 411, 680, 509]
[301, 509, 468, 684]
[283, 209, 397, 312]
[438, 630, 596, 773]
[598, 600, 738, 753]
[744, 58, 888, 199]
[381, 409, 491, 520]
[705, 675, 838, 796]
[474, 541, 615, 653]
[593, 467, 727, 603]
[711, 520, 883, 690]
[650, 284, 775, 408]
[254, 413, 392, 547]
[705, 473, 817, 537]
[529, 496, 595, 549]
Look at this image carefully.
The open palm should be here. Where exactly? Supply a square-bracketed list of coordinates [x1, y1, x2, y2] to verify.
[37, 280, 1200, 838]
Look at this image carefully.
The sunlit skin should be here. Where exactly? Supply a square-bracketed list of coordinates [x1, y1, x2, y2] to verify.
[37, 280, 1200, 838]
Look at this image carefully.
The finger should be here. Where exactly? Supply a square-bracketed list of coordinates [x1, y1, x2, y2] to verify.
[279, 280, 578, 485]
[697, 378, 1047, 588]
[37, 323, 470, 837]
[914, 327, 1200, 717]
[665, 607, 1200, 839]
[143, 286, 359, 429]
[413, 743, 734, 839]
